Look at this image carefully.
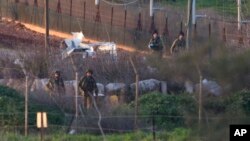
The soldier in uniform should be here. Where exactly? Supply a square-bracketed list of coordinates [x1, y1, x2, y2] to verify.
[170, 31, 186, 55]
[148, 30, 164, 57]
[46, 70, 66, 110]
[148, 30, 163, 51]
[78, 69, 99, 109]
[46, 70, 65, 96]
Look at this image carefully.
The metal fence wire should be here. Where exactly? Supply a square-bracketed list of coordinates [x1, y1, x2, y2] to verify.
[1, 0, 250, 50]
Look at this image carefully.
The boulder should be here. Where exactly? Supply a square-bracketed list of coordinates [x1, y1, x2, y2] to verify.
[130, 79, 161, 94]
[105, 83, 127, 104]
[105, 83, 126, 94]
[185, 80, 194, 94]
[64, 80, 76, 96]
[30, 79, 49, 92]
[160, 81, 167, 94]
[196, 79, 222, 96]
[0, 79, 5, 85]
[97, 83, 105, 97]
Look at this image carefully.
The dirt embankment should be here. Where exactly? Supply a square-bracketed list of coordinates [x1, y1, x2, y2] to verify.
[0, 18, 141, 53]
[0, 19, 61, 48]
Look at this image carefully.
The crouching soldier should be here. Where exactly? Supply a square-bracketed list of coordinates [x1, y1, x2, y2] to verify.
[148, 30, 164, 58]
[78, 69, 99, 109]
[148, 30, 163, 51]
[46, 70, 65, 96]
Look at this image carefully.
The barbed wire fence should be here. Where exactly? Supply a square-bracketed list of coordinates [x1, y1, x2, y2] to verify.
[0, 0, 249, 52]
[1, 1, 250, 139]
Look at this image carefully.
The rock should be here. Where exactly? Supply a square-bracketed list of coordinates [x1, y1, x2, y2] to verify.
[105, 83, 126, 94]
[196, 79, 222, 96]
[97, 83, 105, 96]
[167, 81, 185, 94]
[185, 80, 194, 94]
[30, 79, 49, 92]
[160, 81, 167, 94]
[0, 79, 5, 85]
[105, 83, 126, 105]
[64, 80, 76, 96]
[130, 79, 161, 94]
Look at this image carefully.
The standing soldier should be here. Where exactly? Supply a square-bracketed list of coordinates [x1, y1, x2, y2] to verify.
[46, 70, 65, 96]
[78, 69, 99, 109]
[170, 31, 186, 55]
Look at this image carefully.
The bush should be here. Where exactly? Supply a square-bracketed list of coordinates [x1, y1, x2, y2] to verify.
[167, 128, 191, 141]
[0, 85, 64, 132]
[137, 92, 197, 130]
[226, 90, 250, 116]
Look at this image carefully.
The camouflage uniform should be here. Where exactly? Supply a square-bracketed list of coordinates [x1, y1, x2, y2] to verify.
[148, 36, 163, 51]
[78, 75, 98, 109]
[170, 38, 186, 54]
[46, 76, 65, 96]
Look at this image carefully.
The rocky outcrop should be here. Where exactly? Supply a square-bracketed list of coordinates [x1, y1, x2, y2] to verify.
[105, 83, 126, 95]
[130, 79, 161, 94]
[196, 79, 223, 96]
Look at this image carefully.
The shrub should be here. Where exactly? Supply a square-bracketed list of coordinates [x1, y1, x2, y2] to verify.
[0, 85, 64, 132]
[226, 90, 250, 116]
[167, 128, 191, 141]
[137, 92, 197, 130]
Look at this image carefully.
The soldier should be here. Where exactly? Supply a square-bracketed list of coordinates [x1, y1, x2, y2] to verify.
[78, 69, 99, 109]
[148, 30, 163, 51]
[46, 70, 65, 96]
[170, 31, 186, 55]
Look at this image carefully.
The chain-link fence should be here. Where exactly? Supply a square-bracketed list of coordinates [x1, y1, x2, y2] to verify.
[1, 0, 250, 51]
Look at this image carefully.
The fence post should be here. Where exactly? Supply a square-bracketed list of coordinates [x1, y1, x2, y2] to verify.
[31, 0, 38, 24]
[136, 12, 142, 31]
[239, 28, 244, 45]
[44, 0, 49, 57]
[163, 16, 169, 40]
[69, 0, 72, 32]
[208, 22, 212, 59]
[25, 0, 28, 5]
[83, 1, 86, 20]
[75, 72, 79, 132]
[197, 65, 202, 128]
[223, 27, 226, 42]
[129, 57, 139, 131]
[111, 7, 114, 26]
[180, 21, 183, 32]
[0, 0, 2, 20]
[149, 14, 156, 33]
[24, 0, 29, 22]
[55, 0, 62, 30]
[123, 8, 127, 43]
[152, 114, 156, 141]
[193, 23, 197, 39]
[25, 75, 29, 136]
[186, 0, 193, 50]
[208, 22, 211, 39]
[94, 4, 101, 22]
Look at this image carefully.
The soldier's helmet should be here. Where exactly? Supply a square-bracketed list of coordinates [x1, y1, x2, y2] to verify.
[85, 69, 93, 75]
[54, 70, 61, 76]
[179, 31, 185, 36]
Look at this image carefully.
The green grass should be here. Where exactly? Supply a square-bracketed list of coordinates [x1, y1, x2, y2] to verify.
[0, 129, 192, 141]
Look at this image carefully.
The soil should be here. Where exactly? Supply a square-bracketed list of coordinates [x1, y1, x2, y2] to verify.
[0, 19, 61, 49]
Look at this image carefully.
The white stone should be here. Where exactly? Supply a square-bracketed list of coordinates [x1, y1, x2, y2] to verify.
[130, 79, 161, 93]
[105, 83, 126, 93]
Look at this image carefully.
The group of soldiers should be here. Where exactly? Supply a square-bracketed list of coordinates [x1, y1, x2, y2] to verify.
[45, 31, 184, 109]
[148, 30, 186, 56]
[46, 69, 98, 109]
